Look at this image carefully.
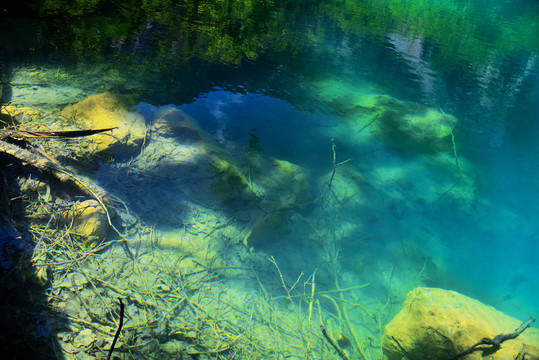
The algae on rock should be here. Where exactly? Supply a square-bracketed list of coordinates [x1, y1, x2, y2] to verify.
[64, 199, 110, 246]
[311, 79, 458, 153]
[383, 287, 539, 360]
[60, 92, 146, 156]
[375, 95, 458, 153]
[97, 104, 313, 250]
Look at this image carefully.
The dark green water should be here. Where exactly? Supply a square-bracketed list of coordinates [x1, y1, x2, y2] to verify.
[2, 0, 539, 358]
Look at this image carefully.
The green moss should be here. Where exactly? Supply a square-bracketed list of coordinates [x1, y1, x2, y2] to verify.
[403, 108, 457, 139]
[209, 157, 252, 200]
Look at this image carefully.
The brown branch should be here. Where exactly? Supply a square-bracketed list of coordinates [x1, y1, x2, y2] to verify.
[321, 324, 350, 360]
[0, 127, 116, 140]
[448, 315, 535, 360]
[0, 139, 107, 199]
[107, 298, 125, 360]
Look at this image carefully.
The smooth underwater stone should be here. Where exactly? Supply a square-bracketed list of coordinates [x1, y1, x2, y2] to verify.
[383, 287, 539, 360]
[65, 199, 109, 246]
[60, 92, 146, 155]
[313, 79, 458, 153]
[375, 96, 458, 153]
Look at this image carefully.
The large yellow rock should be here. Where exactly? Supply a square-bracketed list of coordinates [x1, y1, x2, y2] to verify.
[61, 92, 146, 155]
[65, 200, 109, 246]
[383, 287, 539, 360]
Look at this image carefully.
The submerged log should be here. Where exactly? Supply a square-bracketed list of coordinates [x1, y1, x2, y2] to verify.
[0, 127, 116, 140]
[0, 138, 108, 200]
[0, 126, 116, 197]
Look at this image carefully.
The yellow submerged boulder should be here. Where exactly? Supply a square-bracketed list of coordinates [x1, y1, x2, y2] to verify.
[61, 92, 146, 155]
[65, 199, 109, 246]
[383, 287, 539, 360]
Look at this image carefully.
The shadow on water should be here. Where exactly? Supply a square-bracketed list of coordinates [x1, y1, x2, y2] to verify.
[0, 156, 62, 359]
[0, 13, 64, 358]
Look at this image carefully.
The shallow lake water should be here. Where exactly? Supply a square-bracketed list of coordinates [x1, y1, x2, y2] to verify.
[1, 0, 539, 359]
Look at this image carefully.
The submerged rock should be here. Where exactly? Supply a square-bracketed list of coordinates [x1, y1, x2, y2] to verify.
[312, 79, 458, 153]
[374, 95, 457, 153]
[383, 287, 539, 360]
[0, 105, 42, 124]
[233, 151, 312, 248]
[64, 199, 109, 246]
[246, 154, 312, 211]
[103, 104, 312, 249]
[60, 92, 146, 155]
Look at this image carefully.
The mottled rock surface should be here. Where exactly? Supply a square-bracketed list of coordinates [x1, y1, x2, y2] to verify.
[61, 92, 146, 155]
[98, 105, 311, 249]
[383, 287, 539, 360]
[65, 199, 109, 246]
[375, 96, 457, 153]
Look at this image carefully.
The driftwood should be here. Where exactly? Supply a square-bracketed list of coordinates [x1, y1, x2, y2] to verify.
[106, 298, 125, 360]
[0, 128, 116, 200]
[0, 127, 116, 140]
[448, 315, 536, 360]
[0, 127, 115, 222]
[0, 126, 117, 198]
[1, 124, 139, 262]
[0, 126, 136, 259]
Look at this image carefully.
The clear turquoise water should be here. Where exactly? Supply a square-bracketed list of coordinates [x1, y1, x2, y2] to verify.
[137, 0, 539, 318]
[2, 0, 539, 357]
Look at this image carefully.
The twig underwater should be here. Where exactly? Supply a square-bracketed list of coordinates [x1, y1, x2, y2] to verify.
[107, 298, 125, 360]
[0, 127, 117, 140]
[321, 324, 351, 360]
[327, 135, 353, 189]
[447, 315, 536, 360]
[436, 106, 463, 202]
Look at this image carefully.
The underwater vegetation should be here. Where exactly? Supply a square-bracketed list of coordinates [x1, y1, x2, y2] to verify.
[0, 78, 533, 359]
[1, 0, 539, 359]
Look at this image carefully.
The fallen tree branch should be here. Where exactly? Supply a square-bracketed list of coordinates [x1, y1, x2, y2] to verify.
[0, 132, 135, 259]
[107, 298, 125, 360]
[448, 315, 536, 360]
[0, 127, 116, 140]
[320, 324, 350, 360]
[0, 138, 107, 199]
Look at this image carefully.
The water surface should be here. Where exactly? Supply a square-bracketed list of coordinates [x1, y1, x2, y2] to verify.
[2, 0, 539, 358]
